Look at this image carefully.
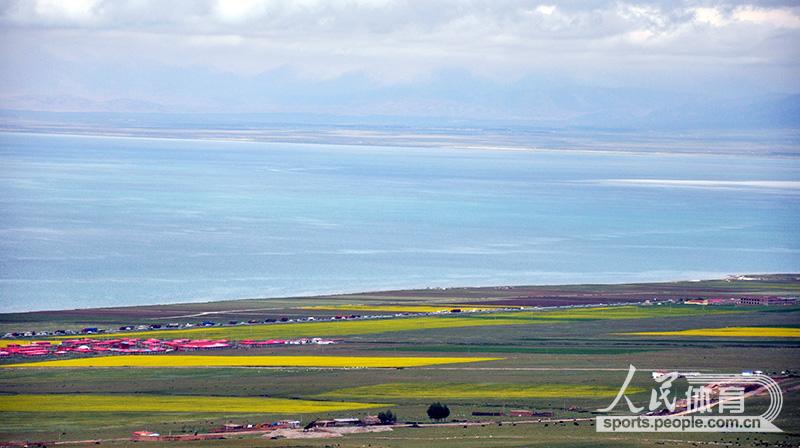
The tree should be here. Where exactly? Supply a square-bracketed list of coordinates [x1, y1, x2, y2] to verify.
[426, 402, 450, 422]
[377, 410, 396, 425]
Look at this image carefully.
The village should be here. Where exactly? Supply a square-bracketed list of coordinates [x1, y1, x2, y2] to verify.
[0, 337, 336, 358]
[1, 296, 796, 360]
[0, 277, 797, 448]
[3, 295, 795, 342]
[1, 305, 517, 340]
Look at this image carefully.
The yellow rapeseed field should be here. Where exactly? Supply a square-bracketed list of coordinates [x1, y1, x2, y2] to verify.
[317, 382, 641, 400]
[2, 354, 502, 369]
[0, 394, 387, 413]
[622, 326, 800, 337]
[301, 304, 501, 313]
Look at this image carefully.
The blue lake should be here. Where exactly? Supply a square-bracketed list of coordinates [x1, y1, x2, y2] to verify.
[0, 132, 798, 311]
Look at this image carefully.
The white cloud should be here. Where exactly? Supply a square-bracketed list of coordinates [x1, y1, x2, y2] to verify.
[534, 5, 556, 16]
[39, 0, 98, 18]
[7, 0, 102, 24]
[0, 0, 797, 93]
[212, 0, 268, 23]
[733, 5, 800, 29]
[691, 7, 727, 27]
[626, 29, 654, 43]
[689, 5, 800, 29]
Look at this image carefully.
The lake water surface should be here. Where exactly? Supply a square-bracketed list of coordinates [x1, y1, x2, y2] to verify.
[1, 132, 798, 311]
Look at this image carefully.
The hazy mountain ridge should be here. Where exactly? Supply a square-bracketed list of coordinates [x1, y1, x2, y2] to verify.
[3, 73, 798, 131]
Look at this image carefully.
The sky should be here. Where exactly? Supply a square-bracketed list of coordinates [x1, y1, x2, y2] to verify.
[0, 0, 798, 125]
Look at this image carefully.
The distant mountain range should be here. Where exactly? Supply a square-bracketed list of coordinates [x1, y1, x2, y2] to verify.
[0, 95, 170, 114]
[1, 88, 798, 131]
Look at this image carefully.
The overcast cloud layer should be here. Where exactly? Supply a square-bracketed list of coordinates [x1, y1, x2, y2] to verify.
[0, 0, 798, 124]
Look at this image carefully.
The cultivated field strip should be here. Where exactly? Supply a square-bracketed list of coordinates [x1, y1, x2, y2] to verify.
[0, 394, 388, 413]
[315, 382, 642, 400]
[622, 326, 800, 337]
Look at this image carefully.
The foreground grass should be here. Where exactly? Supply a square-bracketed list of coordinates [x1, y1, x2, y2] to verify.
[316, 382, 638, 401]
[623, 326, 800, 337]
[2, 354, 502, 369]
[0, 394, 386, 413]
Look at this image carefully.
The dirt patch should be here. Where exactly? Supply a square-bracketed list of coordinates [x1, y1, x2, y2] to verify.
[264, 426, 393, 439]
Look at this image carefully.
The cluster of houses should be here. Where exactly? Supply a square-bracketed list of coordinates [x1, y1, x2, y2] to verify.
[1, 318, 327, 339]
[0, 337, 336, 358]
[2, 306, 523, 341]
[306, 415, 400, 428]
[206, 420, 302, 434]
[2, 319, 305, 339]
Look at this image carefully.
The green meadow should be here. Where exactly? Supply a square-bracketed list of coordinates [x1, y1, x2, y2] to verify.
[1, 278, 798, 447]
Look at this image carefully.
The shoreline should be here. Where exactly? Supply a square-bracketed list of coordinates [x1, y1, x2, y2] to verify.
[1, 273, 796, 316]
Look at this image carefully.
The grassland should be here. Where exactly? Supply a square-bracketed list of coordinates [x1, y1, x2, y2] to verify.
[316, 382, 640, 401]
[1, 277, 798, 447]
[2, 354, 501, 369]
[0, 394, 387, 413]
[624, 326, 800, 337]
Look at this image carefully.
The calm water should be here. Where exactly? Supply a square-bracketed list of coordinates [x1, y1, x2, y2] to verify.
[0, 132, 798, 312]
